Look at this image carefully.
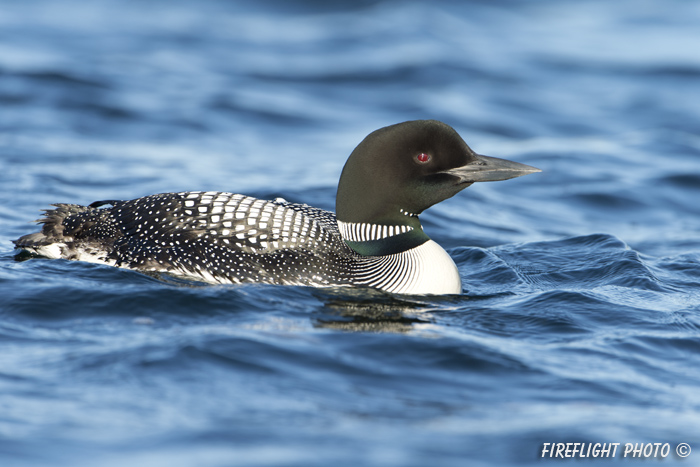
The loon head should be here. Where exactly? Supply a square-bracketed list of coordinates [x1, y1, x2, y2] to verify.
[335, 120, 540, 253]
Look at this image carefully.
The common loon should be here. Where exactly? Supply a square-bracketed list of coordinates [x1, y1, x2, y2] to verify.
[13, 120, 540, 295]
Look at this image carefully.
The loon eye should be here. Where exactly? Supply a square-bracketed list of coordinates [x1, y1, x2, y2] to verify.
[416, 153, 431, 163]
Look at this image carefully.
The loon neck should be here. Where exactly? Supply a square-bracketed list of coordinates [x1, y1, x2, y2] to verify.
[337, 217, 430, 256]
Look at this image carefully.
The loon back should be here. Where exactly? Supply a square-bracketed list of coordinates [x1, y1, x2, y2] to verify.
[13, 120, 540, 295]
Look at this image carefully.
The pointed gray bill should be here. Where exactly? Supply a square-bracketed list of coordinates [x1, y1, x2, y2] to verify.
[445, 154, 541, 183]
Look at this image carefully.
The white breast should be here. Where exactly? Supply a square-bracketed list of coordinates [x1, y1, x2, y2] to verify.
[353, 240, 462, 295]
[390, 240, 462, 295]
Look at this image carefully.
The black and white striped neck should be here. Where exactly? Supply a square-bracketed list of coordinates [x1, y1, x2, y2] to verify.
[337, 220, 414, 242]
[337, 219, 430, 256]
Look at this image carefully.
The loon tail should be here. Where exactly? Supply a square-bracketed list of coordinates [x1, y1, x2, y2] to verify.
[13, 204, 94, 257]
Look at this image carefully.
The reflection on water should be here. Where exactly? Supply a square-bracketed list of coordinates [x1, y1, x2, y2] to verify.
[311, 288, 434, 333]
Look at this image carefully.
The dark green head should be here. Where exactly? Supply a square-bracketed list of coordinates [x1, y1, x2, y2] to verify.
[335, 120, 540, 227]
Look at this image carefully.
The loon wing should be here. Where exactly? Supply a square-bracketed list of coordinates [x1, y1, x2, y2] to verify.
[109, 191, 345, 254]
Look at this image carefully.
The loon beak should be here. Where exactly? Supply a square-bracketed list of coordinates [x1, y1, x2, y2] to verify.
[445, 154, 541, 183]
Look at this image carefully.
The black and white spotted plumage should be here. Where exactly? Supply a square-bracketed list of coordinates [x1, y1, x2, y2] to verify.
[17, 192, 363, 287]
[15, 190, 466, 293]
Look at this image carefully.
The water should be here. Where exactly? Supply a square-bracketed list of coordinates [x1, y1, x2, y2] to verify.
[1, 0, 700, 465]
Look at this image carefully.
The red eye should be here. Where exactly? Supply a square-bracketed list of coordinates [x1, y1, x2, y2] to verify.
[416, 153, 430, 163]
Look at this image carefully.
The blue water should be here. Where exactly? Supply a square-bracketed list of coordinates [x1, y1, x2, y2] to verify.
[2, 0, 700, 465]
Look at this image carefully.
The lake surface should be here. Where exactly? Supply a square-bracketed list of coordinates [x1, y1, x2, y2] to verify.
[1, 0, 699, 465]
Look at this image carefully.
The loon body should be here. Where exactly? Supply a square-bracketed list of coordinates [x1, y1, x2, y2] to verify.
[14, 120, 540, 295]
